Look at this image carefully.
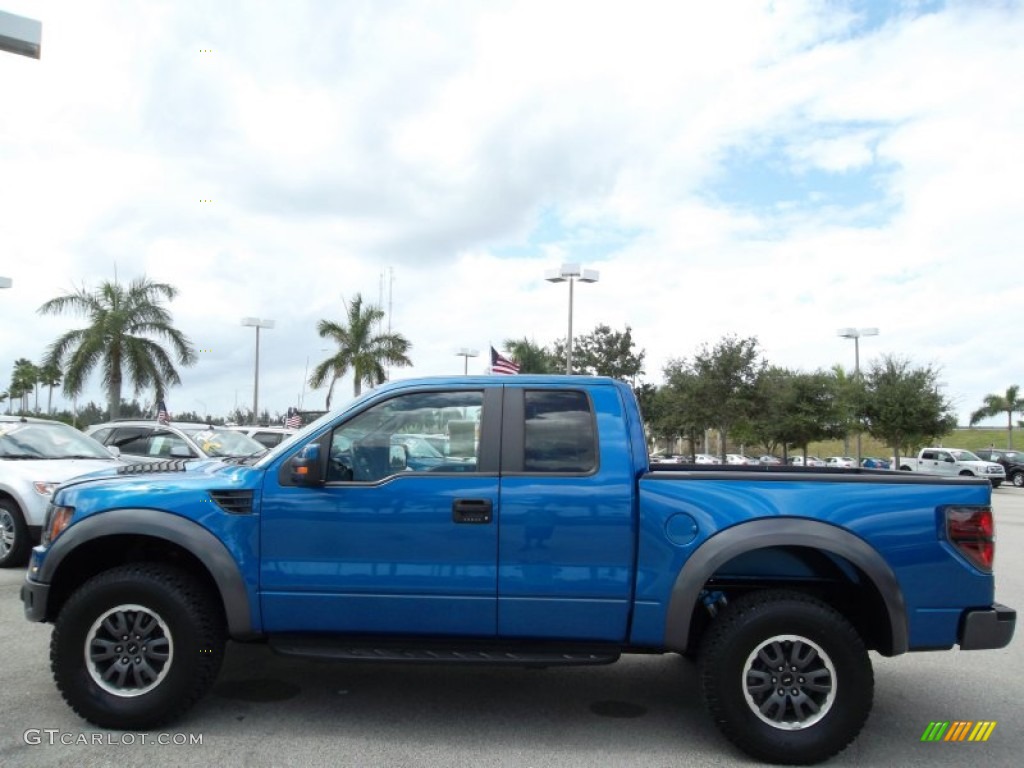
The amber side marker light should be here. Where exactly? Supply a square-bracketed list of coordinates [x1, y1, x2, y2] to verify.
[945, 506, 994, 571]
[43, 506, 75, 546]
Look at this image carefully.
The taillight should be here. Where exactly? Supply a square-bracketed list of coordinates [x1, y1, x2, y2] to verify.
[945, 506, 994, 571]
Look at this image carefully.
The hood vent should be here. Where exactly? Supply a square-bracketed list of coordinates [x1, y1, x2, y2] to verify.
[117, 460, 188, 475]
[209, 490, 254, 515]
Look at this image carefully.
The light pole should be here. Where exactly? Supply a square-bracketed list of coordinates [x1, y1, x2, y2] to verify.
[545, 263, 599, 375]
[837, 327, 879, 466]
[241, 317, 275, 423]
[455, 348, 478, 375]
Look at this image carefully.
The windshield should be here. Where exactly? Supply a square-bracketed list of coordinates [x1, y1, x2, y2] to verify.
[950, 449, 982, 462]
[178, 427, 265, 458]
[0, 421, 115, 460]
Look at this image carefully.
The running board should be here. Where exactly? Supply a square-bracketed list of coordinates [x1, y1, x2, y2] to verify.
[268, 635, 620, 666]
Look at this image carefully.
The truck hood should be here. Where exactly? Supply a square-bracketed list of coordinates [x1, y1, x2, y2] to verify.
[53, 459, 262, 517]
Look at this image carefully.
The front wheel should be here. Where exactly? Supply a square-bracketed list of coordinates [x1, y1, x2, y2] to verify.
[51, 564, 225, 729]
[699, 590, 873, 765]
[0, 499, 31, 568]
[1013, 471, 1024, 488]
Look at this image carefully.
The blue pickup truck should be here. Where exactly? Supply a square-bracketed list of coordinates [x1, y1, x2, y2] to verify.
[22, 376, 1015, 764]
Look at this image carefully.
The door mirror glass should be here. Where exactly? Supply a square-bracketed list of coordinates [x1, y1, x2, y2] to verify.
[290, 442, 324, 486]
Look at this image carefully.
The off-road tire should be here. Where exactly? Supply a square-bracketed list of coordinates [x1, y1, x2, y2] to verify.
[51, 563, 225, 729]
[0, 499, 31, 568]
[699, 590, 873, 765]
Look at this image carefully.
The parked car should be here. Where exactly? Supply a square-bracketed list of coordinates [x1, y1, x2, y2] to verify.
[826, 456, 857, 468]
[788, 456, 826, 467]
[725, 453, 758, 465]
[693, 453, 721, 464]
[758, 454, 782, 465]
[897, 448, 1004, 488]
[861, 456, 891, 469]
[85, 420, 267, 463]
[224, 425, 297, 449]
[975, 448, 1024, 488]
[0, 415, 124, 567]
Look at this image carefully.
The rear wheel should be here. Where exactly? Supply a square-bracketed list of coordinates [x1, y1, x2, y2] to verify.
[699, 590, 873, 765]
[1012, 471, 1023, 488]
[0, 499, 31, 568]
[51, 564, 225, 729]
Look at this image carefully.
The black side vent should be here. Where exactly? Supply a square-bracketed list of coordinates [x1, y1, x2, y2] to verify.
[209, 490, 254, 515]
[117, 460, 188, 475]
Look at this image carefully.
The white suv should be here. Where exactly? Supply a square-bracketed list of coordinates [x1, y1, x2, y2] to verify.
[0, 415, 123, 567]
[85, 420, 266, 463]
[223, 425, 297, 449]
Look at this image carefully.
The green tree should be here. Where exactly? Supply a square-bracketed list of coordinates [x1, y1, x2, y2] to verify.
[969, 385, 1022, 449]
[553, 324, 646, 381]
[656, 362, 715, 460]
[37, 361, 62, 414]
[10, 358, 38, 413]
[776, 370, 845, 459]
[859, 355, 957, 466]
[746, 365, 796, 458]
[310, 293, 413, 408]
[691, 335, 765, 461]
[38, 277, 197, 419]
[502, 338, 558, 373]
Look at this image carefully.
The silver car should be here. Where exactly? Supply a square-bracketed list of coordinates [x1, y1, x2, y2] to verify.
[85, 420, 266, 463]
[1, 416, 123, 567]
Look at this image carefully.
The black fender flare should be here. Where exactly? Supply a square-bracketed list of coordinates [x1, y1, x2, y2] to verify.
[40, 508, 254, 637]
[663, 519, 908, 655]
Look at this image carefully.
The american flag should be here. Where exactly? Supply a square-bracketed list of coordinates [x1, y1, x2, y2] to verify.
[156, 400, 170, 425]
[490, 347, 520, 375]
[285, 407, 301, 429]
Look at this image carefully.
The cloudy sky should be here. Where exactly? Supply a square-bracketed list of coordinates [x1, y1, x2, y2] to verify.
[1, 0, 1021, 425]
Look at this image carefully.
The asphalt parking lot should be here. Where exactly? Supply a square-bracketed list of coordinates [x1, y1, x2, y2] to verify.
[1, 490, 1021, 768]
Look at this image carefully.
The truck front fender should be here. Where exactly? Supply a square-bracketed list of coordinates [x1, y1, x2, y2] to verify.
[38, 508, 255, 637]
[664, 519, 908, 654]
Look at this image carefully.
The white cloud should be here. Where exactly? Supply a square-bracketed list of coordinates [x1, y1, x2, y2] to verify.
[1, 0, 1022, 427]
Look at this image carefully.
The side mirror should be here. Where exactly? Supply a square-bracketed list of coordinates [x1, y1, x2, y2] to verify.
[290, 442, 324, 486]
[945, 457, 955, 463]
[390, 444, 408, 471]
[107, 446, 121, 458]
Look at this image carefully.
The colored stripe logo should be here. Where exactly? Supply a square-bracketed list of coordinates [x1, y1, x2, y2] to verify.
[921, 721, 997, 742]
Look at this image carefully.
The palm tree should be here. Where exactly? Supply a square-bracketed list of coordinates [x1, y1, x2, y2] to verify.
[37, 361, 62, 414]
[38, 277, 198, 419]
[10, 358, 37, 413]
[969, 385, 1023, 449]
[502, 338, 557, 373]
[310, 293, 412, 408]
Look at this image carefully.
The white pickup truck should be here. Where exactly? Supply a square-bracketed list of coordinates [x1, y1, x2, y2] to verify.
[897, 448, 1005, 487]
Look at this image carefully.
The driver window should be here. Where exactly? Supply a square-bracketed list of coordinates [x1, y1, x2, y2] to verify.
[327, 391, 483, 482]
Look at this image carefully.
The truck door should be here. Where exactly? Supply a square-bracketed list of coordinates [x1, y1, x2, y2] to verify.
[497, 384, 636, 642]
[259, 387, 502, 637]
[932, 450, 956, 476]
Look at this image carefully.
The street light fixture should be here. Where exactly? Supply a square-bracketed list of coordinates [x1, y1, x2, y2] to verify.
[0, 10, 42, 59]
[241, 317, 275, 423]
[837, 327, 879, 465]
[0, 276, 11, 289]
[455, 348, 478, 375]
[545, 263, 599, 375]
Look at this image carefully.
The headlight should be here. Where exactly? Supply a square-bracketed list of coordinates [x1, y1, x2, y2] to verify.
[33, 481, 60, 497]
[42, 505, 75, 546]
